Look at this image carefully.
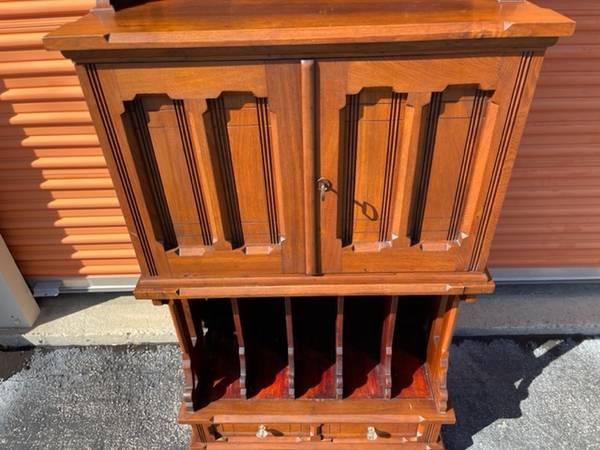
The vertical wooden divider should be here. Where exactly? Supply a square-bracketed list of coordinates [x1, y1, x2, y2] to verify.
[426, 295, 459, 412]
[335, 296, 344, 399]
[436, 296, 459, 411]
[300, 60, 317, 275]
[284, 297, 295, 399]
[180, 299, 198, 344]
[381, 295, 399, 399]
[426, 296, 447, 371]
[168, 301, 197, 408]
[230, 298, 247, 399]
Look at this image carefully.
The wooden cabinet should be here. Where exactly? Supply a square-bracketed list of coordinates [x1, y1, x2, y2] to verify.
[45, 0, 573, 448]
[69, 53, 550, 282]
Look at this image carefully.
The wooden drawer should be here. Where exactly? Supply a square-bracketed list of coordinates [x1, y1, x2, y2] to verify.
[208, 422, 421, 444]
[199, 422, 444, 449]
[324, 423, 418, 441]
[209, 423, 317, 444]
[214, 422, 304, 439]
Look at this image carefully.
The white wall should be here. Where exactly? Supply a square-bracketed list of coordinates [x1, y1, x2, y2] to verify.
[0, 234, 39, 328]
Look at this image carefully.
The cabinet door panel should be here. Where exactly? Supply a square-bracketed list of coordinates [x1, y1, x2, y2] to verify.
[90, 62, 305, 277]
[317, 55, 539, 273]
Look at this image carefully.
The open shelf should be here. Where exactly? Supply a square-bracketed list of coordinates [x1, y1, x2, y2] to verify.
[189, 295, 438, 407]
[192, 300, 243, 406]
[292, 297, 338, 399]
[179, 398, 454, 425]
[391, 297, 435, 399]
[343, 296, 388, 399]
[237, 298, 290, 399]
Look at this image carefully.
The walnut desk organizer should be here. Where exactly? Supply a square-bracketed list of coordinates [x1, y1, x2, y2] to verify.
[45, 0, 573, 448]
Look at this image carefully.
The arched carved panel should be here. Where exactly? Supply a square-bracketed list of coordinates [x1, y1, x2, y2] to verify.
[410, 86, 492, 247]
[338, 88, 407, 251]
[336, 85, 492, 255]
[204, 92, 282, 254]
[123, 95, 213, 256]
[123, 91, 284, 258]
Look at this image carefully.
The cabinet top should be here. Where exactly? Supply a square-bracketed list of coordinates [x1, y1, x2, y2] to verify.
[44, 0, 574, 53]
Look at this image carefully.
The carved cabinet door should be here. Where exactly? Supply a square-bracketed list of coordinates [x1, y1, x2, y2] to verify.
[316, 54, 541, 274]
[82, 62, 305, 277]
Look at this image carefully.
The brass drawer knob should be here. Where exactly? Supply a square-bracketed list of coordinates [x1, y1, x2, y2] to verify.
[366, 426, 378, 441]
[256, 424, 269, 439]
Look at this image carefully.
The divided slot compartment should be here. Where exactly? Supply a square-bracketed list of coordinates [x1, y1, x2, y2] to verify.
[342, 296, 434, 400]
[191, 299, 244, 405]
[236, 298, 291, 399]
[187, 295, 441, 406]
[391, 296, 435, 399]
[343, 296, 395, 399]
[292, 297, 339, 399]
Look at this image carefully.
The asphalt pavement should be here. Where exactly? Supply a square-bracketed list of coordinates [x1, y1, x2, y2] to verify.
[1, 338, 599, 450]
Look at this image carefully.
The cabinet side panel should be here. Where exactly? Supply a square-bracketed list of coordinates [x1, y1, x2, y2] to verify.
[76, 64, 165, 277]
[469, 52, 545, 271]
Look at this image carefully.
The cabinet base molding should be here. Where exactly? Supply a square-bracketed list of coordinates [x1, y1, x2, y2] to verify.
[195, 441, 445, 449]
[135, 272, 495, 299]
[182, 401, 452, 449]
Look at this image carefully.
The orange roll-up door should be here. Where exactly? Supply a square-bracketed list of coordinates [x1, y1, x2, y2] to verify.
[490, 0, 600, 268]
[0, 0, 139, 277]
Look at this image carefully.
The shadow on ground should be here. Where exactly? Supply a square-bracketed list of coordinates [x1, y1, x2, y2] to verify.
[443, 337, 585, 450]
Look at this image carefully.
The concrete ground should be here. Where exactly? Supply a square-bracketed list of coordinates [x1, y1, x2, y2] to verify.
[0, 293, 175, 347]
[1, 339, 599, 449]
[3, 283, 600, 346]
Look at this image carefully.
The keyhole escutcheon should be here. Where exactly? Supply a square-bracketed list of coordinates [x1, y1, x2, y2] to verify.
[317, 177, 332, 202]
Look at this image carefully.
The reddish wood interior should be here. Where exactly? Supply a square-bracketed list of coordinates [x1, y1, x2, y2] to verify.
[293, 297, 337, 399]
[192, 296, 434, 403]
[238, 298, 290, 399]
[392, 351, 431, 398]
[391, 297, 435, 399]
[343, 297, 386, 399]
[192, 300, 242, 406]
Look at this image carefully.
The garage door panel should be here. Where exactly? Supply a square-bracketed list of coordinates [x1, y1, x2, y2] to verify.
[490, 0, 600, 268]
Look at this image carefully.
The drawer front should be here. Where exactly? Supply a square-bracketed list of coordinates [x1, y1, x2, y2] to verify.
[211, 423, 313, 444]
[208, 422, 420, 444]
[324, 423, 418, 442]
